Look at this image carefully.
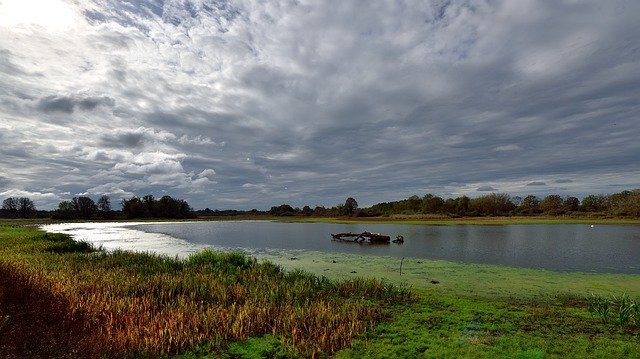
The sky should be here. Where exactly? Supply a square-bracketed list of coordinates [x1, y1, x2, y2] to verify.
[1, 0, 639, 211]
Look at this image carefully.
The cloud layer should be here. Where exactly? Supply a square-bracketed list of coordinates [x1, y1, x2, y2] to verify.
[1, 0, 639, 209]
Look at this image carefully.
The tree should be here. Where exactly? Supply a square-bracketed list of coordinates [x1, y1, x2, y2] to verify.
[563, 196, 580, 213]
[518, 195, 540, 215]
[53, 200, 76, 219]
[142, 194, 155, 217]
[469, 193, 515, 216]
[2, 197, 18, 211]
[422, 194, 445, 214]
[72, 196, 97, 219]
[581, 195, 607, 212]
[540, 195, 564, 215]
[342, 197, 358, 216]
[97, 195, 111, 218]
[269, 204, 295, 216]
[17, 197, 36, 218]
[2, 197, 19, 217]
[121, 197, 146, 219]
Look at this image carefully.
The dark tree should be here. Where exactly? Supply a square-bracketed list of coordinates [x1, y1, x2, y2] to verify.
[2, 197, 19, 217]
[518, 195, 541, 215]
[563, 196, 580, 213]
[269, 204, 295, 216]
[97, 195, 111, 218]
[72, 196, 97, 219]
[121, 197, 147, 219]
[422, 194, 445, 214]
[342, 197, 358, 216]
[17, 197, 36, 218]
[2, 197, 18, 211]
[540, 195, 564, 215]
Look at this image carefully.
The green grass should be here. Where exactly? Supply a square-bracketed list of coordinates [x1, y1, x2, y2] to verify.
[259, 250, 640, 358]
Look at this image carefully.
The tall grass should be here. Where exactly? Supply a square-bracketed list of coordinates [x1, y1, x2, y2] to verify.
[588, 293, 639, 329]
[0, 227, 412, 358]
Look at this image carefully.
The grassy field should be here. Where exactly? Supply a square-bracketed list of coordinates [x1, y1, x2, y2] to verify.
[1, 220, 640, 358]
[262, 251, 640, 358]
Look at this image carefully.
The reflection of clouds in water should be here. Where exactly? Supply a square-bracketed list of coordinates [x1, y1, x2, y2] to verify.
[41, 222, 207, 258]
[41, 222, 300, 261]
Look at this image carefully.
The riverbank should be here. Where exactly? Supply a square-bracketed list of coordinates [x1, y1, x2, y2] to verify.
[2, 221, 640, 358]
[279, 215, 640, 225]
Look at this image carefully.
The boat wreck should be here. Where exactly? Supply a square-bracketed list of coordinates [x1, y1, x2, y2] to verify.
[331, 231, 391, 244]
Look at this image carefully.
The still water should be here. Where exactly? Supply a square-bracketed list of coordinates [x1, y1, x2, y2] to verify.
[44, 221, 640, 274]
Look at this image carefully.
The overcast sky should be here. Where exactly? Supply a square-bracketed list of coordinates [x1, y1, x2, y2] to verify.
[1, 0, 639, 210]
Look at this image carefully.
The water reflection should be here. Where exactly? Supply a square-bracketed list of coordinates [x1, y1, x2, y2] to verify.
[42, 221, 640, 274]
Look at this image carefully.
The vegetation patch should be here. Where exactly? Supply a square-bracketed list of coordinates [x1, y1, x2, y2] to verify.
[0, 224, 412, 358]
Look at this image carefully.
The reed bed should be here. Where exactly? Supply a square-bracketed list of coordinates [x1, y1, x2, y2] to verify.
[0, 226, 412, 358]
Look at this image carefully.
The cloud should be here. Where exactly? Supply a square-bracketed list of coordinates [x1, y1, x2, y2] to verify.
[37, 96, 75, 113]
[555, 179, 573, 183]
[477, 186, 497, 192]
[36, 94, 115, 114]
[526, 181, 547, 186]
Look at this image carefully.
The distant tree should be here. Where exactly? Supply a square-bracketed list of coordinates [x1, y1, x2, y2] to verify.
[2, 197, 19, 217]
[97, 195, 111, 218]
[421, 194, 445, 214]
[269, 204, 295, 216]
[301, 205, 313, 216]
[342, 197, 358, 216]
[17, 197, 36, 218]
[540, 195, 564, 215]
[121, 197, 146, 219]
[609, 190, 640, 217]
[581, 194, 607, 212]
[72, 196, 97, 219]
[518, 195, 541, 215]
[142, 194, 155, 217]
[53, 200, 76, 219]
[469, 193, 515, 216]
[2, 197, 18, 211]
[563, 196, 580, 213]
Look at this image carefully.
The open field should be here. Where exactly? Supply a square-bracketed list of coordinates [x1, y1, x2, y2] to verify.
[1, 220, 639, 358]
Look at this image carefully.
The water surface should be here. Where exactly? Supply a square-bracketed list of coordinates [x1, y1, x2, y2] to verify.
[44, 221, 640, 273]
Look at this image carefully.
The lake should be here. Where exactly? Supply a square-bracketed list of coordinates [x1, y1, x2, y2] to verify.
[42, 221, 640, 274]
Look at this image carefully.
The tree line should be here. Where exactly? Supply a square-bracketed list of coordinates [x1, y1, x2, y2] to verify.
[0, 195, 195, 219]
[2, 189, 639, 219]
[265, 189, 640, 218]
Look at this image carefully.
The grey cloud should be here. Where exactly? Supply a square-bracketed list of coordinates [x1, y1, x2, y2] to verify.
[79, 96, 116, 110]
[555, 179, 573, 184]
[36, 95, 115, 114]
[100, 132, 145, 148]
[0, 176, 11, 191]
[477, 186, 497, 192]
[37, 96, 75, 113]
[526, 182, 547, 186]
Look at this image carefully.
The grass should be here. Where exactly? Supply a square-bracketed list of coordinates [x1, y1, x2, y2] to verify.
[2, 220, 640, 358]
[0, 224, 411, 358]
[260, 250, 640, 358]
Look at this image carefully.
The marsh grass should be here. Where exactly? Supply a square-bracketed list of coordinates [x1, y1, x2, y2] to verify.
[588, 292, 640, 329]
[0, 226, 412, 358]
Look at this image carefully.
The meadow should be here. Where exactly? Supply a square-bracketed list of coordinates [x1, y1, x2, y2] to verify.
[1, 220, 639, 358]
